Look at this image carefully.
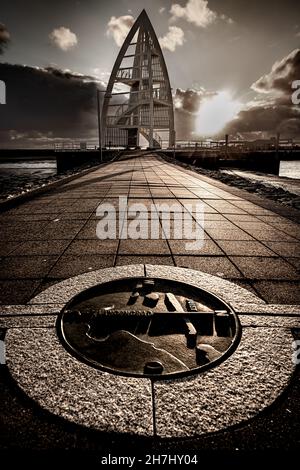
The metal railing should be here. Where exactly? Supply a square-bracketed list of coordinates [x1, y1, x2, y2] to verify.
[53, 141, 99, 151]
[172, 140, 300, 152]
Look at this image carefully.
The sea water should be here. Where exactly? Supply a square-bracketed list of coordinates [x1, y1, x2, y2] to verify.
[0, 159, 57, 198]
[279, 160, 300, 179]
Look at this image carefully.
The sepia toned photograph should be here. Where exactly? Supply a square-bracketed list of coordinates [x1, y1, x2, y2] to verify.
[0, 0, 299, 465]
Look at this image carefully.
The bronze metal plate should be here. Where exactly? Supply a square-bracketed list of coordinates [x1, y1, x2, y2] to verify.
[57, 277, 241, 379]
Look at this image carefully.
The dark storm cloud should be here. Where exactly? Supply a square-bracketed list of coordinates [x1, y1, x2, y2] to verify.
[0, 23, 10, 54]
[0, 63, 104, 145]
[225, 49, 300, 139]
[174, 87, 215, 114]
[224, 103, 300, 137]
[252, 49, 300, 97]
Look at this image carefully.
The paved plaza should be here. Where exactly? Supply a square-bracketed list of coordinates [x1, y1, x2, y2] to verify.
[0, 152, 299, 304]
[0, 152, 300, 456]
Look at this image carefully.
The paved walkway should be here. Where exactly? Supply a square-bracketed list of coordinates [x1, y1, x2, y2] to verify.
[0, 152, 299, 305]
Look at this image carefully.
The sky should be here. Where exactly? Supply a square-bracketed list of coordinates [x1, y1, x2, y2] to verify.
[0, 0, 299, 146]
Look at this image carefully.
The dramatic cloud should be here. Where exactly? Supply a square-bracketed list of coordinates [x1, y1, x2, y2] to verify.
[0, 63, 103, 147]
[159, 26, 185, 52]
[174, 49, 300, 140]
[170, 0, 217, 28]
[0, 23, 10, 54]
[49, 27, 78, 51]
[174, 87, 216, 113]
[252, 48, 300, 97]
[224, 49, 300, 138]
[106, 15, 134, 47]
[225, 103, 300, 136]
[174, 88, 241, 138]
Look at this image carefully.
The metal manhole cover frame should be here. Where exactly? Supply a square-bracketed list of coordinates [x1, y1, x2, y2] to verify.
[56, 276, 242, 380]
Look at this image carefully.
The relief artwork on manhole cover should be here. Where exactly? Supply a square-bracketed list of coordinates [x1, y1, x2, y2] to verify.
[58, 277, 241, 379]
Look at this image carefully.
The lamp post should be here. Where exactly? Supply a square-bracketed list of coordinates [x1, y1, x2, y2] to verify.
[97, 89, 106, 163]
[172, 129, 176, 160]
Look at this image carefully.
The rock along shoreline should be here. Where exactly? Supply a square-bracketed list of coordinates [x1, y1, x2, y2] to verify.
[161, 154, 300, 211]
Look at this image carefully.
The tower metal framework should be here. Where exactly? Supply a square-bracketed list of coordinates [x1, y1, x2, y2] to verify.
[102, 10, 175, 149]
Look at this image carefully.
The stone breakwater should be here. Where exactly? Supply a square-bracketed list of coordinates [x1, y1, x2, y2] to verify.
[162, 154, 300, 211]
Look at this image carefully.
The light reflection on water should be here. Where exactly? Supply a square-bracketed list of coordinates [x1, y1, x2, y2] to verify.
[0, 160, 56, 170]
[0, 159, 57, 197]
[279, 160, 300, 179]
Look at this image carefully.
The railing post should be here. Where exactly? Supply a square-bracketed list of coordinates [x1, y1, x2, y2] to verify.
[173, 130, 176, 160]
[97, 89, 103, 163]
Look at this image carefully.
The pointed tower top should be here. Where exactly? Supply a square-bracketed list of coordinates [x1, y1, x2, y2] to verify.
[137, 9, 150, 21]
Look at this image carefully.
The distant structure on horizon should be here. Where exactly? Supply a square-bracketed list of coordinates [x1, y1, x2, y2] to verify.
[102, 9, 175, 149]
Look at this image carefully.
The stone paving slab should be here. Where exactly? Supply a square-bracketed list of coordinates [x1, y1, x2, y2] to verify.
[0, 241, 23, 256]
[29, 265, 145, 304]
[0, 304, 64, 316]
[118, 239, 170, 255]
[253, 280, 300, 304]
[116, 255, 174, 266]
[174, 255, 243, 278]
[263, 242, 300, 257]
[66, 239, 119, 255]
[216, 240, 275, 257]
[153, 327, 295, 438]
[233, 303, 300, 315]
[229, 257, 299, 280]
[145, 264, 266, 307]
[169, 239, 223, 255]
[9, 240, 71, 256]
[0, 256, 58, 279]
[0, 280, 42, 304]
[47, 254, 115, 279]
[0, 315, 56, 328]
[238, 315, 300, 327]
[205, 228, 255, 240]
[5, 328, 153, 435]
[287, 257, 299, 268]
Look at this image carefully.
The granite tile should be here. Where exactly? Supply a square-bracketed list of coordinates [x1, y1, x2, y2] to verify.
[174, 256, 242, 278]
[253, 281, 300, 304]
[230, 256, 300, 280]
[153, 328, 294, 437]
[47, 254, 114, 279]
[6, 328, 153, 435]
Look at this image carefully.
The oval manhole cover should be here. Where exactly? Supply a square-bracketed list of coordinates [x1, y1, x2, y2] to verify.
[57, 277, 241, 379]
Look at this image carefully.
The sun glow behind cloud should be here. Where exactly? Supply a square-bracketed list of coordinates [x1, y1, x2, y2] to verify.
[196, 91, 241, 136]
